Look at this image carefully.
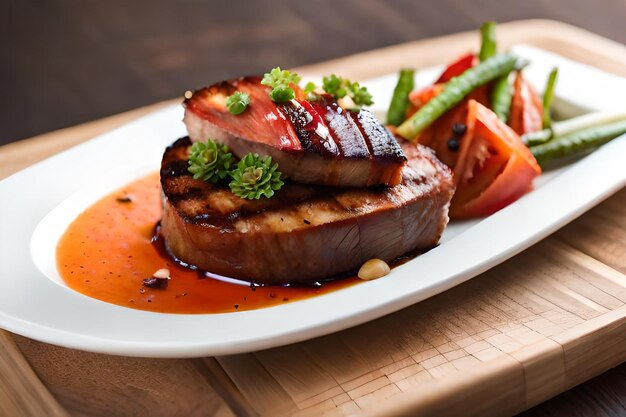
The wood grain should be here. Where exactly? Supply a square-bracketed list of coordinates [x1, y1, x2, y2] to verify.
[218, 238, 626, 417]
[0, 332, 67, 417]
[12, 335, 235, 417]
[194, 358, 260, 417]
[0, 19, 625, 417]
[519, 363, 626, 417]
[555, 190, 626, 273]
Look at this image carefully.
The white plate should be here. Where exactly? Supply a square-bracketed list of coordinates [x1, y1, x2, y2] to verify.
[1, 45, 625, 358]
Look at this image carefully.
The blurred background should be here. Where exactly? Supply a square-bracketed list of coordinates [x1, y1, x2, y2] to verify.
[2, 0, 625, 146]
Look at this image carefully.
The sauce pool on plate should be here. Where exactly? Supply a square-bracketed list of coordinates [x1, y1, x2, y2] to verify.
[56, 173, 359, 314]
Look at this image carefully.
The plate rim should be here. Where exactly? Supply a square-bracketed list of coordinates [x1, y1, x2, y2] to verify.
[1, 45, 625, 357]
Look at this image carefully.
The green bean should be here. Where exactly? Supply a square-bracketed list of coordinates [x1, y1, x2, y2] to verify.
[479, 21, 497, 62]
[521, 128, 552, 146]
[491, 75, 512, 122]
[530, 119, 626, 166]
[397, 53, 524, 140]
[386, 68, 415, 126]
[479, 21, 513, 122]
[525, 110, 626, 147]
[542, 68, 559, 129]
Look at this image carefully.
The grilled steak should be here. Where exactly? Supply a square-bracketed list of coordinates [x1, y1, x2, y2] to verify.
[160, 137, 454, 284]
[183, 77, 406, 187]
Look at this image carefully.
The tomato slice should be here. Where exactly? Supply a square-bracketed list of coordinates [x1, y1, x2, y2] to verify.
[508, 72, 543, 135]
[410, 86, 490, 168]
[435, 53, 477, 84]
[450, 100, 541, 218]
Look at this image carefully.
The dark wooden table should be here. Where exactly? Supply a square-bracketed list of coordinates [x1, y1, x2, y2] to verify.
[2, 1, 625, 416]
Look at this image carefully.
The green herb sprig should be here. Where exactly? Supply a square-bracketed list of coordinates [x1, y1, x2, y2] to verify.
[188, 139, 284, 199]
[261, 67, 302, 103]
[303, 81, 319, 101]
[225, 91, 250, 115]
[321, 74, 374, 109]
[188, 139, 234, 183]
[229, 153, 284, 199]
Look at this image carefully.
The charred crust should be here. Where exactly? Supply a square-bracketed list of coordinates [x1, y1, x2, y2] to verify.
[161, 160, 191, 180]
[279, 103, 318, 153]
[169, 136, 192, 150]
[355, 109, 406, 162]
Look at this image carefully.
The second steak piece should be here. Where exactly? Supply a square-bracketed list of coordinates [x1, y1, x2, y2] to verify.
[160, 137, 454, 284]
[183, 77, 406, 187]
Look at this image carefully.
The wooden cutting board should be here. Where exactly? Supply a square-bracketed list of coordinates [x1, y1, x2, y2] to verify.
[1, 19, 625, 417]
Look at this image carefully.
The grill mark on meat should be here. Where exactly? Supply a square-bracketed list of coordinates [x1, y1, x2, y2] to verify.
[323, 103, 370, 159]
[348, 111, 376, 159]
[163, 173, 361, 227]
[278, 102, 316, 152]
[278, 101, 339, 156]
[166, 186, 210, 205]
[352, 110, 405, 161]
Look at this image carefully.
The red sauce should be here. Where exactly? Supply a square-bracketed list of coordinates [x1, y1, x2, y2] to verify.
[57, 173, 359, 314]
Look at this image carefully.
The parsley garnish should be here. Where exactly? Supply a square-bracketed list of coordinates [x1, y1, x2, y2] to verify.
[304, 82, 316, 93]
[303, 81, 320, 101]
[225, 91, 250, 115]
[321, 74, 374, 109]
[229, 153, 284, 199]
[187, 139, 233, 183]
[261, 67, 302, 103]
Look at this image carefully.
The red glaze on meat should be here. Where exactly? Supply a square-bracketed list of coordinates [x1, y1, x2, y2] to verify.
[183, 77, 406, 187]
[160, 137, 454, 284]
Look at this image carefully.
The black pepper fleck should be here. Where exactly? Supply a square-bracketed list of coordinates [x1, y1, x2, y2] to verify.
[303, 219, 311, 225]
[116, 196, 133, 203]
[447, 138, 460, 151]
[452, 123, 467, 136]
